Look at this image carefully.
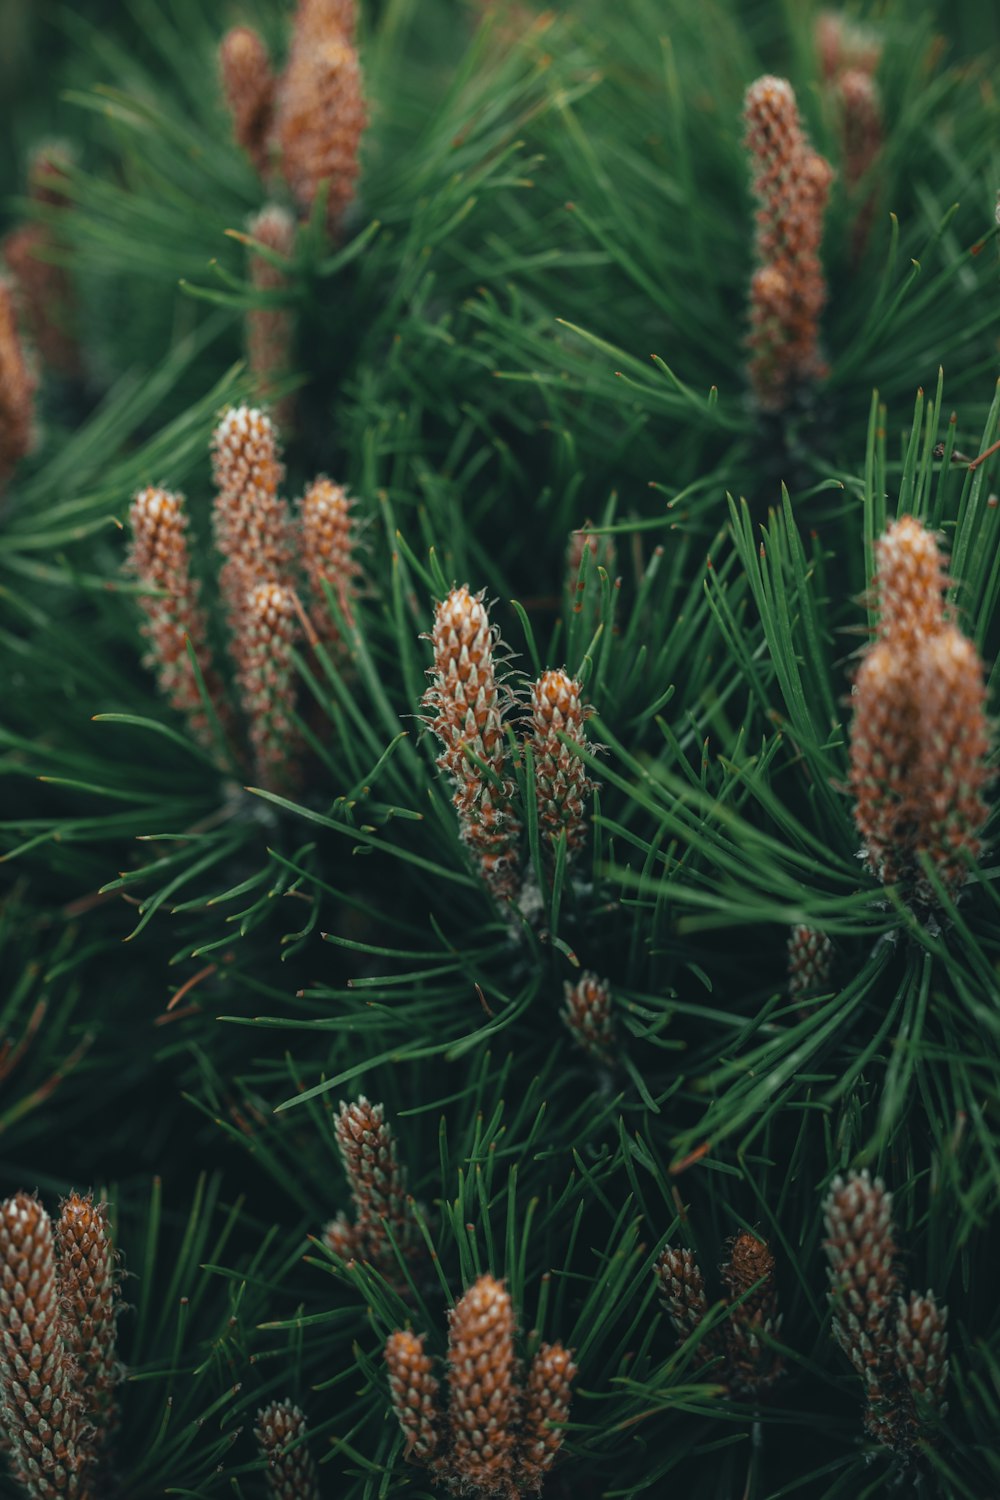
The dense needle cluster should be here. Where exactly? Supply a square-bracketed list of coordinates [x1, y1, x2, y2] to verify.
[743, 76, 833, 410]
[823, 1171, 949, 1455]
[9, 5, 1000, 1498]
[849, 515, 991, 903]
[384, 1274, 575, 1498]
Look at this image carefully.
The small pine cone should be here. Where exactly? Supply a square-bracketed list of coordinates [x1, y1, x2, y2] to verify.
[127, 486, 225, 750]
[300, 477, 360, 641]
[874, 516, 948, 650]
[787, 925, 834, 1004]
[0, 277, 37, 495]
[743, 77, 832, 410]
[293, 0, 359, 41]
[246, 206, 297, 428]
[838, 69, 882, 192]
[850, 628, 990, 903]
[744, 77, 806, 198]
[528, 669, 595, 861]
[219, 27, 276, 176]
[896, 1291, 949, 1423]
[3, 144, 78, 375]
[26, 143, 74, 210]
[822, 1172, 905, 1443]
[321, 1211, 358, 1260]
[2, 224, 79, 377]
[385, 1330, 441, 1463]
[722, 1232, 779, 1327]
[334, 1098, 414, 1272]
[274, 6, 367, 238]
[913, 625, 991, 896]
[565, 524, 616, 610]
[516, 1341, 576, 1491]
[254, 1401, 321, 1500]
[561, 973, 614, 1064]
[0, 1194, 86, 1498]
[721, 1231, 783, 1396]
[55, 1194, 122, 1466]
[236, 581, 301, 790]
[837, 68, 883, 262]
[654, 1246, 713, 1356]
[445, 1275, 518, 1497]
[211, 405, 294, 636]
[849, 637, 921, 889]
[422, 587, 522, 901]
[815, 11, 882, 82]
[850, 515, 990, 903]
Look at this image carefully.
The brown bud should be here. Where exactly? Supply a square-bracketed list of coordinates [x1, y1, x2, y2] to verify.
[254, 1400, 321, 1500]
[446, 1275, 518, 1493]
[385, 1330, 441, 1462]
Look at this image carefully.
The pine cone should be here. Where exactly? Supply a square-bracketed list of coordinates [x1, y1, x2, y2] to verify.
[516, 1341, 576, 1490]
[385, 1330, 441, 1462]
[254, 1400, 321, 1500]
[0, 1194, 87, 1498]
[720, 1231, 783, 1396]
[561, 972, 614, 1063]
[334, 1097, 414, 1273]
[445, 1275, 519, 1496]
[528, 669, 595, 860]
[422, 587, 522, 900]
[55, 1194, 122, 1468]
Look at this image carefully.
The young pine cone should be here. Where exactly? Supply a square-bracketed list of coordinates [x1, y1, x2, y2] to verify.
[0, 1194, 87, 1498]
[254, 1400, 321, 1500]
[422, 587, 522, 901]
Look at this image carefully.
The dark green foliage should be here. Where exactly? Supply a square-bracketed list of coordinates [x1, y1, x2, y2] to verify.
[1, 1, 998, 1496]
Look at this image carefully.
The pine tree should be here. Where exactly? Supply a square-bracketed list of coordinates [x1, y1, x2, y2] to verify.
[2, 2, 1000, 1497]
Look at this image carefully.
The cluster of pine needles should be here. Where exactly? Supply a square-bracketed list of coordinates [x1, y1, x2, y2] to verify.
[1, 0, 1000, 1497]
